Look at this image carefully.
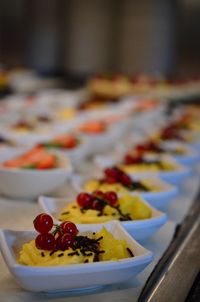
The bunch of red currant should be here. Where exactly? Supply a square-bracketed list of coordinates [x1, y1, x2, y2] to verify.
[123, 153, 144, 165]
[33, 213, 78, 251]
[135, 141, 162, 154]
[103, 166, 133, 187]
[76, 190, 118, 210]
[160, 123, 184, 141]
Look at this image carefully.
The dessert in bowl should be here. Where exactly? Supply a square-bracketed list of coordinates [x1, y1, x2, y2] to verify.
[158, 127, 200, 152]
[37, 133, 91, 164]
[128, 140, 199, 166]
[87, 74, 132, 99]
[77, 120, 107, 135]
[75, 120, 118, 153]
[19, 214, 134, 266]
[117, 153, 191, 185]
[0, 219, 153, 292]
[94, 152, 190, 186]
[0, 117, 59, 146]
[0, 146, 72, 198]
[39, 191, 167, 240]
[71, 167, 178, 210]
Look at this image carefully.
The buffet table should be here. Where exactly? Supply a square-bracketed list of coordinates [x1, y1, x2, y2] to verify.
[0, 88, 200, 301]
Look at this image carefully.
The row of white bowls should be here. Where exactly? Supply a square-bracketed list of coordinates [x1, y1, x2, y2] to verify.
[0, 137, 198, 199]
[0, 98, 200, 292]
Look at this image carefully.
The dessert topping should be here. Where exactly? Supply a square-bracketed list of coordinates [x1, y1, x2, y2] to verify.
[103, 167, 149, 191]
[76, 191, 131, 221]
[33, 214, 105, 256]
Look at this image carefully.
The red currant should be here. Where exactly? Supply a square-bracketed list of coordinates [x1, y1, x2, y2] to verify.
[33, 213, 53, 233]
[104, 176, 117, 184]
[77, 192, 92, 208]
[56, 233, 74, 250]
[124, 154, 134, 164]
[136, 144, 148, 152]
[104, 167, 118, 180]
[91, 199, 104, 211]
[59, 221, 78, 236]
[124, 154, 142, 164]
[104, 191, 118, 205]
[35, 233, 56, 250]
[92, 190, 104, 198]
[120, 173, 132, 186]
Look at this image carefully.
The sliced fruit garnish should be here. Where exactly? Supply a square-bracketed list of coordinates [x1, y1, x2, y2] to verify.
[78, 121, 106, 133]
[2, 146, 57, 170]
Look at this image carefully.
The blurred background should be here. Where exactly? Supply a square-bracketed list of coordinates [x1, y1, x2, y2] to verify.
[0, 0, 200, 81]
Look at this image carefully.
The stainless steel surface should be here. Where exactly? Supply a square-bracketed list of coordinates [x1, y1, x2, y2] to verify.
[139, 190, 200, 302]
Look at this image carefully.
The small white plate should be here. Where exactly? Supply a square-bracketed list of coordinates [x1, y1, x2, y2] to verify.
[38, 195, 167, 240]
[71, 174, 179, 210]
[0, 221, 153, 292]
[0, 148, 73, 199]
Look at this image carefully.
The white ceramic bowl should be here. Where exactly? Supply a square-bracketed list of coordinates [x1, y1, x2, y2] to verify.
[0, 222, 153, 292]
[160, 141, 200, 166]
[0, 125, 58, 146]
[71, 174, 179, 210]
[38, 195, 167, 240]
[71, 118, 124, 154]
[127, 165, 191, 186]
[94, 154, 191, 186]
[0, 148, 73, 199]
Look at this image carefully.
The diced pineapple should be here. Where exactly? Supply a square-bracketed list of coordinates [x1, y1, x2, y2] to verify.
[118, 195, 152, 220]
[84, 180, 99, 192]
[95, 227, 130, 261]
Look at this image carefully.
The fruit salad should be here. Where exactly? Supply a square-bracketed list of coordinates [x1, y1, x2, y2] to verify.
[18, 214, 133, 266]
[59, 191, 152, 224]
[83, 167, 162, 194]
[39, 134, 79, 150]
[2, 147, 57, 170]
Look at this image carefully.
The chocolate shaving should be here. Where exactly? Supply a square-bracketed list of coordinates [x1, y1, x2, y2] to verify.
[68, 251, 79, 256]
[85, 252, 93, 257]
[61, 211, 70, 215]
[96, 236, 103, 242]
[58, 253, 64, 257]
[97, 250, 105, 254]
[128, 181, 149, 192]
[41, 252, 45, 257]
[126, 247, 134, 257]
[49, 250, 57, 256]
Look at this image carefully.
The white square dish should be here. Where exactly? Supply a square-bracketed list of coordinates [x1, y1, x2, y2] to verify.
[94, 154, 191, 186]
[71, 174, 179, 210]
[38, 195, 167, 240]
[0, 221, 153, 292]
[160, 141, 200, 166]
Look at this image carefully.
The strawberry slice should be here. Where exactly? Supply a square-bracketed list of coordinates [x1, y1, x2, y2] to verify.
[54, 135, 77, 149]
[2, 147, 57, 170]
[36, 154, 56, 169]
[78, 121, 105, 133]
